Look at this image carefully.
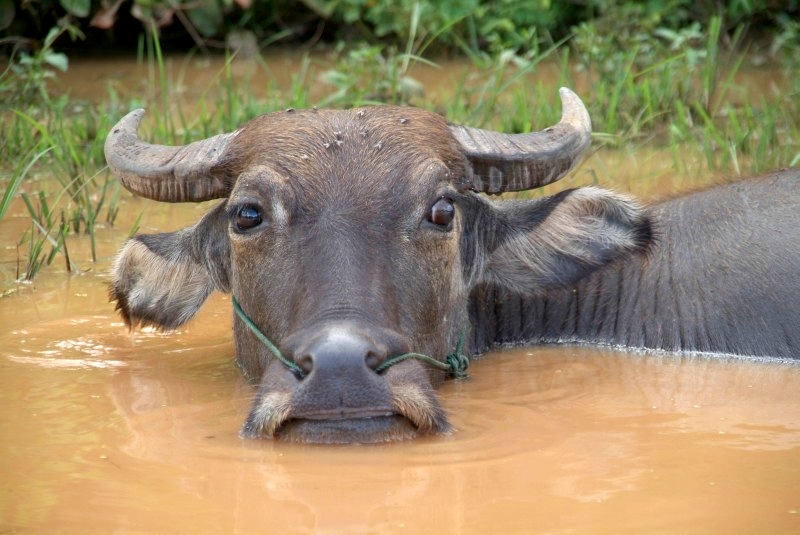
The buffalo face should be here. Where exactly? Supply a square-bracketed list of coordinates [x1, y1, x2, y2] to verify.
[106, 90, 651, 443]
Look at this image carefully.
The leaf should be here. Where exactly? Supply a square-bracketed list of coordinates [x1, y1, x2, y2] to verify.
[187, 2, 223, 38]
[43, 26, 61, 48]
[44, 51, 69, 72]
[60, 0, 90, 17]
[0, 0, 14, 31]
[296, 0, 336, 18]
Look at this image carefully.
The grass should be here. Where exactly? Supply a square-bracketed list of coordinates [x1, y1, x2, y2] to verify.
[2, 102, 121, 279]
[18, 190, 74, 280]
[1, 16, 799, 282]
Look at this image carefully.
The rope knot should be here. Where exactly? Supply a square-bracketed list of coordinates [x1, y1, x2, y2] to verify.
[444, 351, 470, 380]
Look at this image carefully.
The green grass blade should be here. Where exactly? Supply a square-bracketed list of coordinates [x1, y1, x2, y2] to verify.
[1, 146, 53, 220]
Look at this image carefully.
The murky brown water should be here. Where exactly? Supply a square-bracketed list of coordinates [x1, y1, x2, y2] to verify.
[2, 56, 799, 533]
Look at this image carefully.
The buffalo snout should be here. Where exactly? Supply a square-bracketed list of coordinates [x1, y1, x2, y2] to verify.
[241, 322, 452, 443]
[285, 324, 398, 418]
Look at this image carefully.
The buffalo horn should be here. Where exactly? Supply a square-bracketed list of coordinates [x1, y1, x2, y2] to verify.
[104, 109, 240, 202]
[450, 87, 592, 193]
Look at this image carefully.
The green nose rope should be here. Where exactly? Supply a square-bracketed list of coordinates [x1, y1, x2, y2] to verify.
[232, 296, 304, 377]
[231, 297, 469, 380]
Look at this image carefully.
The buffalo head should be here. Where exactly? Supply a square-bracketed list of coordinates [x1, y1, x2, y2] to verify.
[106, 89, 651, 443]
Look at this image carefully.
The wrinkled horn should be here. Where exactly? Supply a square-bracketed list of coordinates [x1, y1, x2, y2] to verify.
[450, 87, 592, 193]
[104, 109, 240, 202]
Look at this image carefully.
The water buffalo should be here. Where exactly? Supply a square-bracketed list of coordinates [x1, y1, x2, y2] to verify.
[105, 88, 799, 444]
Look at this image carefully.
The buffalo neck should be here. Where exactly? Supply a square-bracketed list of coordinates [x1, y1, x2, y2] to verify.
[468, 174, 800, 359]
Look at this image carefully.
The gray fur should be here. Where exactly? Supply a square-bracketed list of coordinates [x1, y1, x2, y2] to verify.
[471, 170, 800, 359]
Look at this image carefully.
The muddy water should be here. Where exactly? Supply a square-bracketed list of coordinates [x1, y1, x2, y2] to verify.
[2, 272, 800, 533]
[2, 56, 800, 533]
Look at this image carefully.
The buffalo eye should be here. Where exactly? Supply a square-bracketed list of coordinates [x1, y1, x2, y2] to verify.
[235, 205, 263, 231]
[428, 197, 455, 227]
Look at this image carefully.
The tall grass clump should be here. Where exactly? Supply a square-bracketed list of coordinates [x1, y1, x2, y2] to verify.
[569, 6, 800, 178]
[2, 23, 121, 280]
[3, 104, 122, 278]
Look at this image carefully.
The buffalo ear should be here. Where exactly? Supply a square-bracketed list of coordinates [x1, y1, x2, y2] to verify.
[110, 202, 231, 329]
[481, 187, 651, 292]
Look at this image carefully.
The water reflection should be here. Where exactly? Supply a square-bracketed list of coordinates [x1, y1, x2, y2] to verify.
[2, 293, 800, 532]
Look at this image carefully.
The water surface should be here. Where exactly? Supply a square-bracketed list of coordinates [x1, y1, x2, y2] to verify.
[2, 275, 799, 533]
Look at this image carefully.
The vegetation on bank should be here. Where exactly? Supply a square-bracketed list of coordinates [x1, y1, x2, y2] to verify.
[2, 0, 796, 56]
[1, 1, 799, 281]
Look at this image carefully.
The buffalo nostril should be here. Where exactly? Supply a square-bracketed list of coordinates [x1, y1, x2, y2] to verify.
[365, 351, 383, 371]
[297, 354, 314, 374]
